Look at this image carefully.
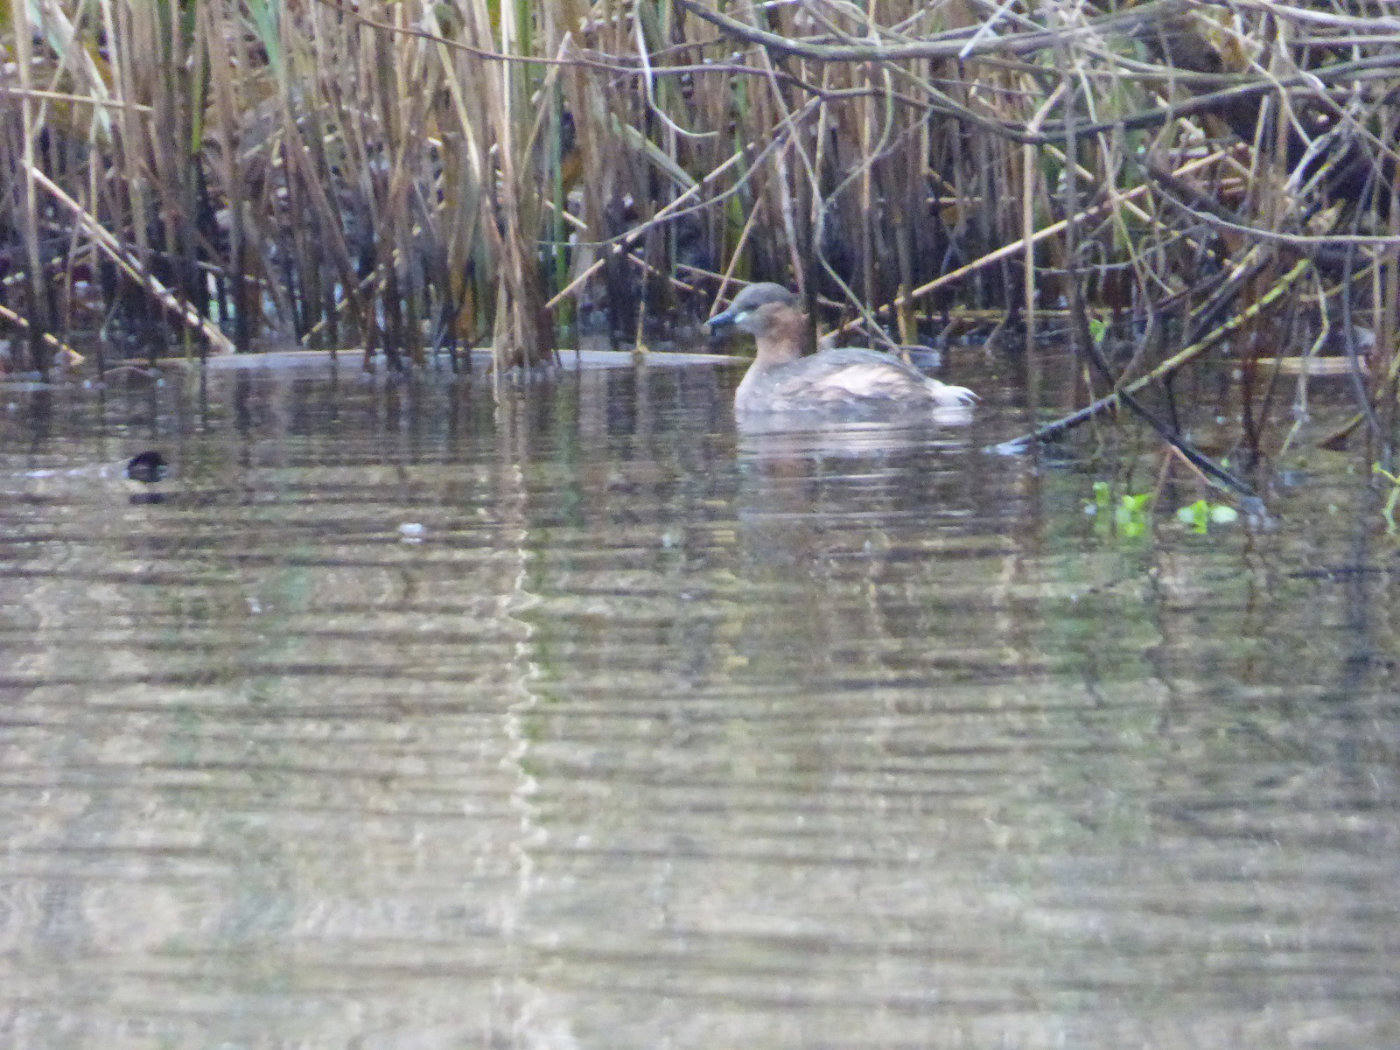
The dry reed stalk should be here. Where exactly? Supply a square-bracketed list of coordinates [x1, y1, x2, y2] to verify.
[10, 0, 52, 371]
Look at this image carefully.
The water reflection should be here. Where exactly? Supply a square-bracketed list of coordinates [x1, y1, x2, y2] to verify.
[0, 362, 1396, 1048]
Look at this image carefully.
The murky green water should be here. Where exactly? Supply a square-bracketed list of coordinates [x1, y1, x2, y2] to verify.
[1, 359, 1397, 1048]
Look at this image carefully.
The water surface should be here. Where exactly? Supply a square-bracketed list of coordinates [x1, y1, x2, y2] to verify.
[1, 360, 1396, 1048]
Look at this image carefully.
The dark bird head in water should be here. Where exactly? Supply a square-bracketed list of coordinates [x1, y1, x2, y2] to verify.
[126, 450, 170, 484]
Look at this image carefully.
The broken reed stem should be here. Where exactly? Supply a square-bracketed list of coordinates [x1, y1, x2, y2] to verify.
[29, 164, 235, 354]
[1014, 257, 1313, 445]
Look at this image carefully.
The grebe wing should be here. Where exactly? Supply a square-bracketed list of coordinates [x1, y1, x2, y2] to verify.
[771, 348, 975, 406]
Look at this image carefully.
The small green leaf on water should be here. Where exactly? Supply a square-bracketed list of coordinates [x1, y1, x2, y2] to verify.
[1118, 515, 1146, 538]
[1114, 492, 1151, 536]
[1176, 498, 1238, 532]
[1176, 499, 1210, 533]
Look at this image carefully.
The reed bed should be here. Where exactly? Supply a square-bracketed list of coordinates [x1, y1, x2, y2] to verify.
[2, 0, 1398, 465]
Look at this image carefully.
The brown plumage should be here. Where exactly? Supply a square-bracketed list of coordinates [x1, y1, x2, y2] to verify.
[707, 283, 977, 419]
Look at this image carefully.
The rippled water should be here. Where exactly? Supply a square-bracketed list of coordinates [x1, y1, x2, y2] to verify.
[1, 359, 1397, 1049]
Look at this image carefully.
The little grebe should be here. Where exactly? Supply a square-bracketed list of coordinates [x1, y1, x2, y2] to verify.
[125, 450, 170, 483]
[708, 284, 976, 419]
